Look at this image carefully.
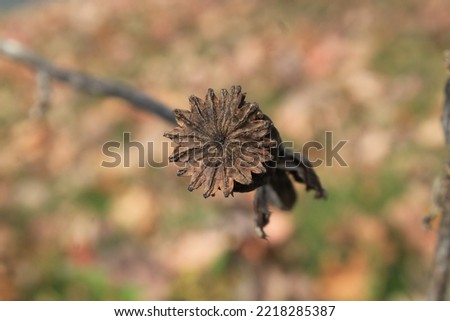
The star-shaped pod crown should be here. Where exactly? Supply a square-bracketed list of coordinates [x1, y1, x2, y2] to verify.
[164, 85, 278, 198]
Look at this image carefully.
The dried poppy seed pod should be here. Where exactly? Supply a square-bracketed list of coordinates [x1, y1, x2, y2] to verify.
[164, 85, 326, 238]
[164, 86, 279, 198]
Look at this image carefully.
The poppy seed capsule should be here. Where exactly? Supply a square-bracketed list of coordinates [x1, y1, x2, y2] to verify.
[164, 86, 279, 198]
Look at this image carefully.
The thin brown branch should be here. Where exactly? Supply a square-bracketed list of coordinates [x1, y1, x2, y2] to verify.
[429, 67, 450, 300]
[0, 39, 176, 124]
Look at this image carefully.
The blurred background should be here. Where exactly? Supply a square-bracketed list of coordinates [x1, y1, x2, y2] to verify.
[0, 0, 449, 300]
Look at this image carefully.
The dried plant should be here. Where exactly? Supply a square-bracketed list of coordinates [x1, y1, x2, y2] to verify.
[0, 41, 325, 238]
[164, 85, 326, 238]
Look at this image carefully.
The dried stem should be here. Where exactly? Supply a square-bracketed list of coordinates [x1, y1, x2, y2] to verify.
[0, 39, 176, 124]
[429, 66, 450, 300]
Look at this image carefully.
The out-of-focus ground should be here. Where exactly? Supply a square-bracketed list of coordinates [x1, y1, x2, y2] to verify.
[0, 0, 449, 300]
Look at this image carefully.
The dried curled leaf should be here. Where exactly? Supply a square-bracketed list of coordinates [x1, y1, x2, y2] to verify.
[253, 146, 327, 238]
